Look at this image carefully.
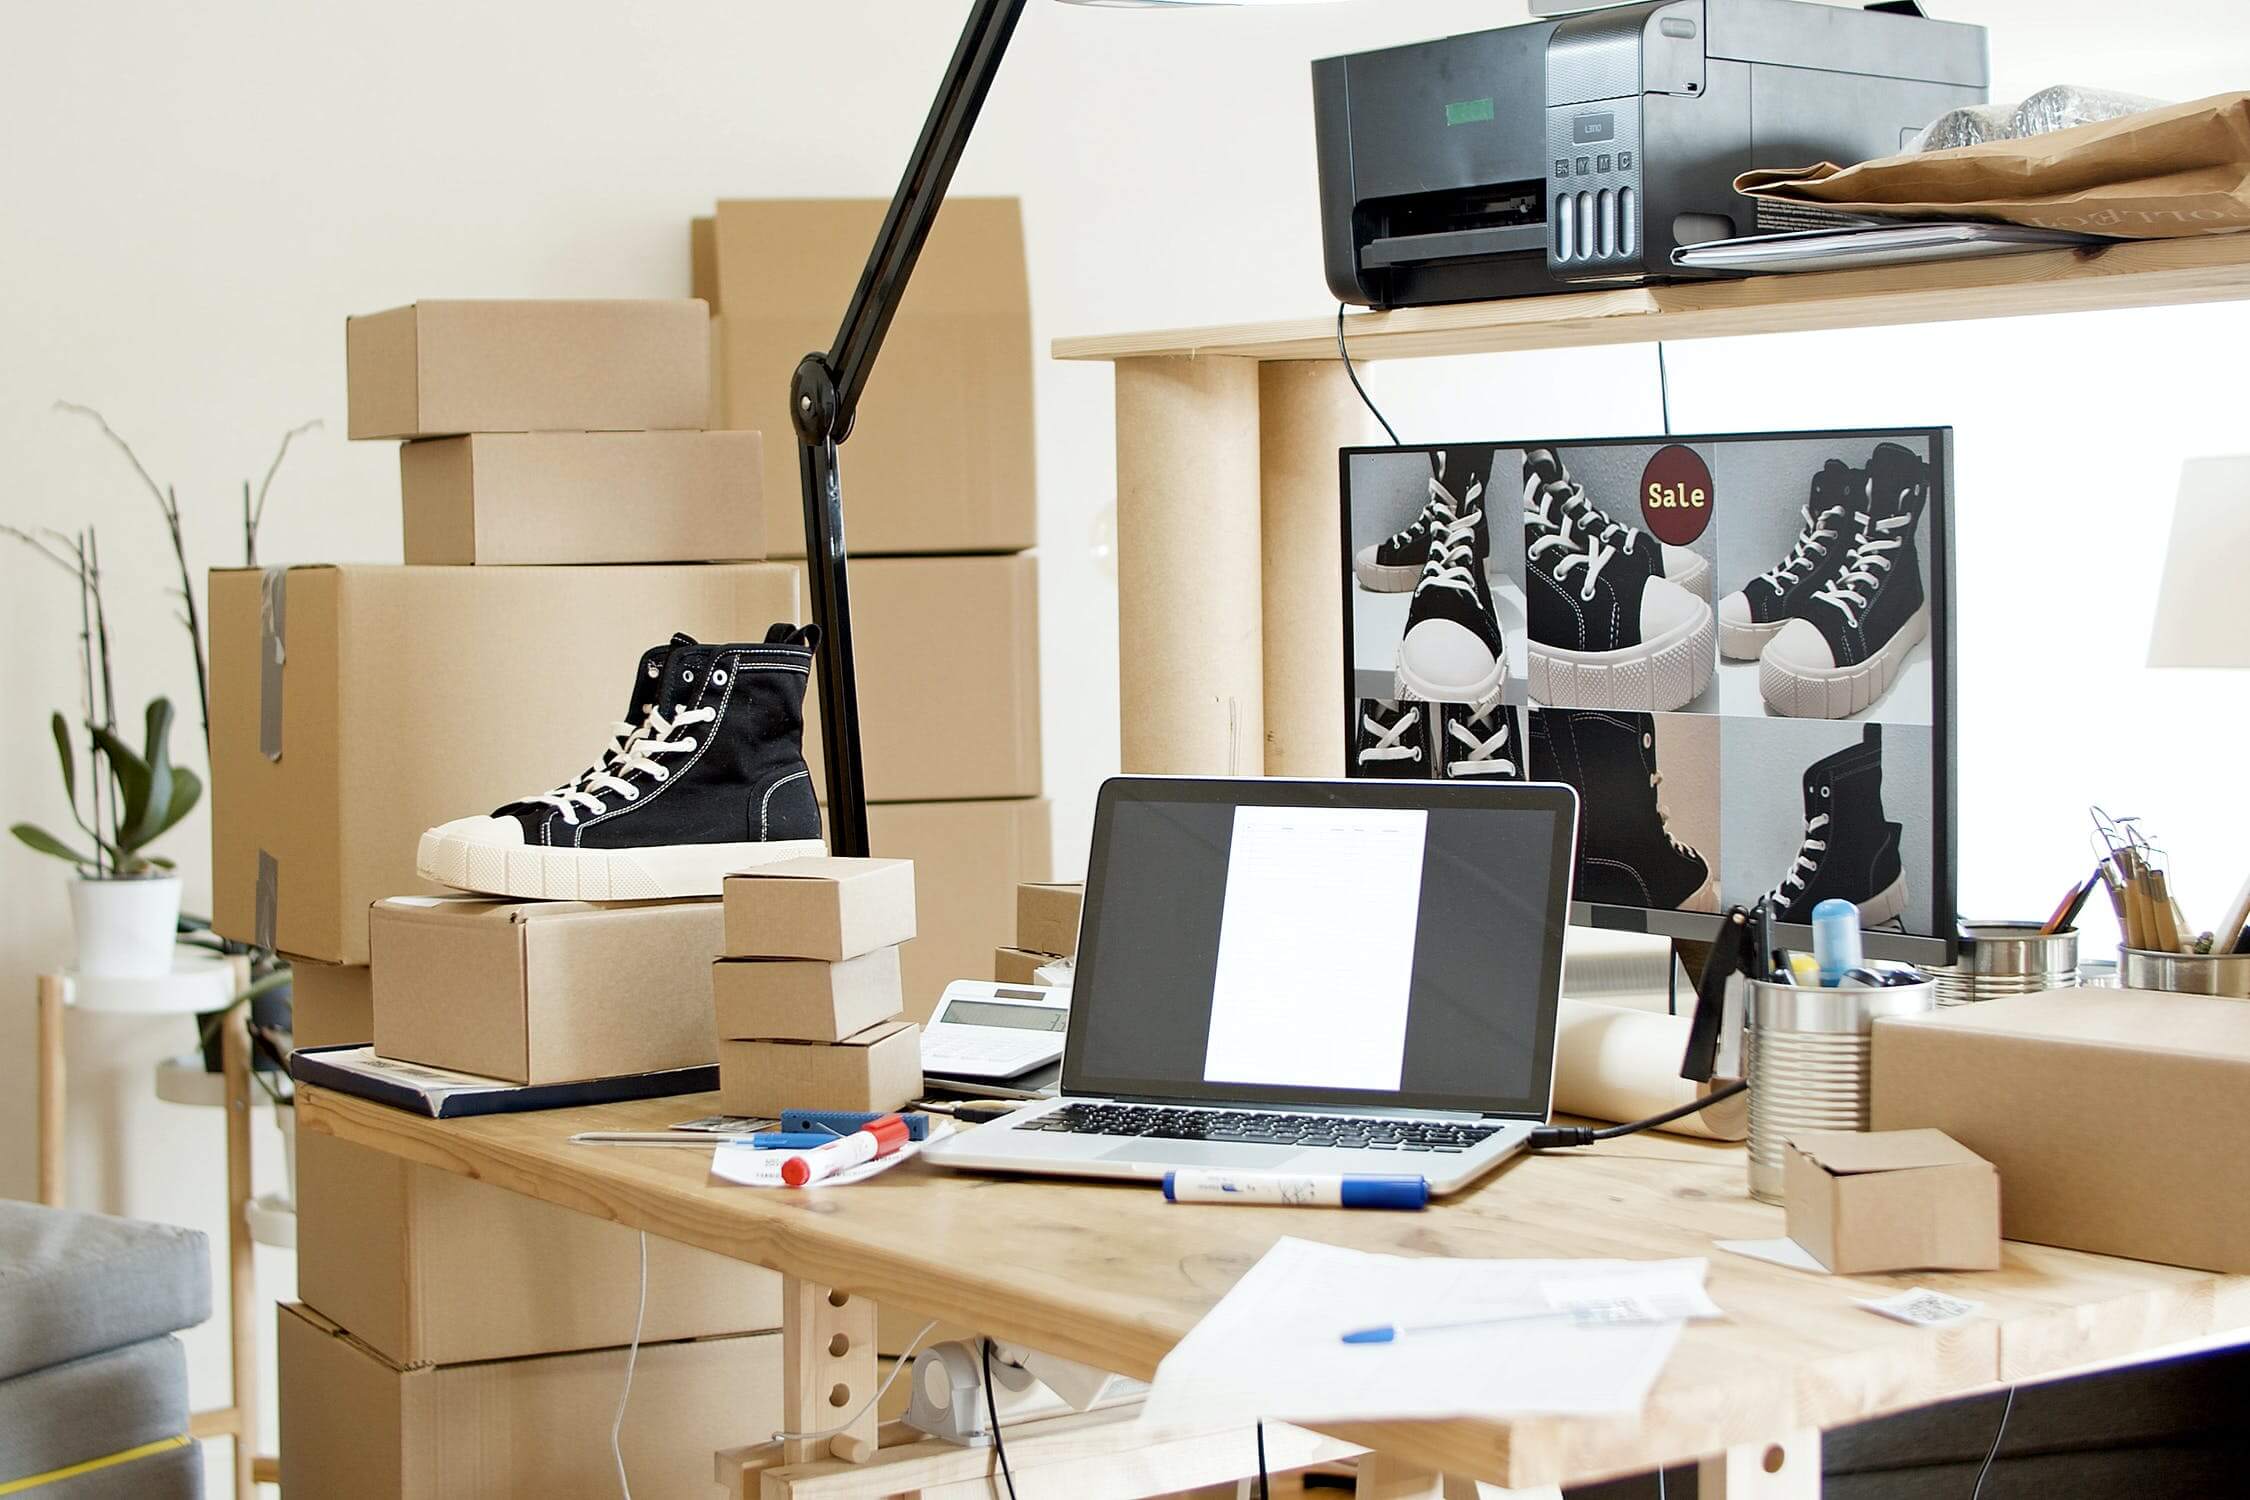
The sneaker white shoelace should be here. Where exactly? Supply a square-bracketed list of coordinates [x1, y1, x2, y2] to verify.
[1415, 506, 1487, 603]
[1811, 512, 1909, 627]
[1382, 470, 1477, 553]
[1757, 505, 1840, 591]
[1524, 475, 1615, 603]
[1359, 704, 1422, 765]
[1447, 712, 1517, 777]
[532, 705, 717, 825]
[1765, 812, 1829, 906]
[1647, 769, 1699, 858]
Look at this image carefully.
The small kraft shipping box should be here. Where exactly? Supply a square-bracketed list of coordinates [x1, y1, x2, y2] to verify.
[208, 562, 798, 964]
[1782, 1129, 2000, 1275]
[799, 553, 1042, 803]
[719, 1020, 922, 1117]
[297, 1132, 780, 1367]
[371, 897, 724, 1085]
[400, 431, 764, 566]
[287, 957, 372, 1049]
[1016, 881, 1084, 958]
[713, 948, 903, 1044]
[723, 856, 915, 962]
[1873, 989, 2250, 1274]
[994, 948, 1052, 985]
[279, 1303, 781, 1500]
[346, 299, 710, 439]
[700, 199, 1034, 556]
[871, 800, 1053, 1023]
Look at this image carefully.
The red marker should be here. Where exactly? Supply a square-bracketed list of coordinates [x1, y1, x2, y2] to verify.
[780, 1113, 912, 1187]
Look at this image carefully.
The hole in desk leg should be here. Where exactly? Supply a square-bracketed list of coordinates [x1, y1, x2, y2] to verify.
[829, 1383, 852, 1409]
[1763, 1444, 1787, 1474]
[829, 1333, 851, 1358]
[828, 1289, 850, 1309]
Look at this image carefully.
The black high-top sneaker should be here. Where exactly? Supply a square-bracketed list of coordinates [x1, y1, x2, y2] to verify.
[1439, 701, 1525, 780]
[1529, 708, 1714, 910]
[1760, 442, 1931, 718]
[1525, 447, 1711, 595]
[1717, 460, 1856, 661]
[1764, 724, 1906, 925]
[1396, 493, 1506, 706]
[418, 626, 826, 899]
[1354, 698, 1430, 778]
[1523, 461, 1714, 713]
[1352, 450, 1492, 592]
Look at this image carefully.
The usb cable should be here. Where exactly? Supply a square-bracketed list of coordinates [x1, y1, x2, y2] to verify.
[1529, 1078, 1750, 1150]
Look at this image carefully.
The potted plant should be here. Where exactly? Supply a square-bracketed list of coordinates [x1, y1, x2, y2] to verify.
[14, 698, 201, 977]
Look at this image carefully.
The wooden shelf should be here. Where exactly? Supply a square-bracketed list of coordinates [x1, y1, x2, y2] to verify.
[1053, 232, 2250, 364]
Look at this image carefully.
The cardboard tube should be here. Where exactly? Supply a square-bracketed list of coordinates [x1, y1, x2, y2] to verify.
[1553, 998, 1748, 1141]
[1259, 361, 1373, 777]
[1115, 355, 1263, 775]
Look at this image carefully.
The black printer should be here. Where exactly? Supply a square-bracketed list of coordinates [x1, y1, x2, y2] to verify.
[1314, 0, 1988, 308]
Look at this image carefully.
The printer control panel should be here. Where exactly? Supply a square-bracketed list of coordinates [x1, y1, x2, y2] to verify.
[1545, 101, 1645, 275]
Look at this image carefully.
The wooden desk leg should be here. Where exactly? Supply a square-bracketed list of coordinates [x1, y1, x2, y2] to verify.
[781, 1277, 878, 1465]
[37, 976, 66, 1207]
[222, 1013, 259, 1497]
[1114, 354, 1264, 776]
[1699, 1430, 1821, 1499]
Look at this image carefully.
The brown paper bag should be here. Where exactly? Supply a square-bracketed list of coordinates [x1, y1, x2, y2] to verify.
[1735, 91, 2250, 238]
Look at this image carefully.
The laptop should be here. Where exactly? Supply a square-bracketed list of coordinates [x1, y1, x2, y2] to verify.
[924, 775, 1578, 1196]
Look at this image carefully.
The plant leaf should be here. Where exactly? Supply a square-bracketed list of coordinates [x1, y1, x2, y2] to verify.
[142, 696, 173, 767]
[146, 854, 176, 869]
[11, 823, 96, 868]
[153, 765, 201, 837]
[120, 698, 178, 850]
[91, 725, 152, 838]
[51, 712, 75, 809]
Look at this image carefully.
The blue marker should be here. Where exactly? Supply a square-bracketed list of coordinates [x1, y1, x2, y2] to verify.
[1160, 1170, 1427, 1210]
[747, 1133, 841, 1151]
[1811, 898, 1863, 988]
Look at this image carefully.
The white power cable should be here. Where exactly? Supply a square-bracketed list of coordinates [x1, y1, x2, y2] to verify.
[612, 1231, 649, 1499]
[772, 1319, 940, 1443]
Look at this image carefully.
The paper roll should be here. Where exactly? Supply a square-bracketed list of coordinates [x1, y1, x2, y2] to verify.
[1553, 998, 1747, 1141]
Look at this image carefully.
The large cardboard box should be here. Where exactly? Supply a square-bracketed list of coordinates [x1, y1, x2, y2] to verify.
[288, 958, 372, 1049]
[371, 897, 724, 1085]
[704, 200, 1036, 556]
[280, 1303, 781, 1500]
[297, 1130, 781, 1367]
[713, 949, 904, 1044]
[718, 1020, 921, 1117]
[722, 857, 916, 961]
[346, 300, 710, 439]
[400, 431, 764, 566]
[1782, 1130, 2000, 1274]
[869, 799, 1053, 1023]
[1872, 989, 2250, 1274]
[800, 553, 1042, 803]
[208, 563, 799, 965]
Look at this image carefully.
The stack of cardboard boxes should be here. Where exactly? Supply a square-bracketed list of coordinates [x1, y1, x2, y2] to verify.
[208, 299, 811, 1494]
[694, 200, 1053, 1020]
[999, 881, 1085, 984]
[714, 857, 924, 1116]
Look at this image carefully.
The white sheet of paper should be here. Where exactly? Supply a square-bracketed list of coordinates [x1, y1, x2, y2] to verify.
[1201, 805, 1429, 1093]
[1141, 1237, 1716, 1428]
[708, 1131, 939, 1189]
[1715, 1237, 1832, 1275]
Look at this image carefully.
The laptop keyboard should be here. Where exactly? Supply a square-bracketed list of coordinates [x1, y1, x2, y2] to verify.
[1011, 1102, 1500, 1152]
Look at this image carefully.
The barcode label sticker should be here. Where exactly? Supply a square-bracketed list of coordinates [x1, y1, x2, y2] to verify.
[1857, 1288, 1982, 1327]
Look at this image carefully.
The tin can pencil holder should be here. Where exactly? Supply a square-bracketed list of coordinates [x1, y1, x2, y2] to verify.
[1933, 922, 2079, 1006]
[2120, 946, 2250, 998]
[1746, 977, 1936, 1204]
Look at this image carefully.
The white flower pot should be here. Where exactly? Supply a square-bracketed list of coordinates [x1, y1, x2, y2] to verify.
[68, 875, 182, 978]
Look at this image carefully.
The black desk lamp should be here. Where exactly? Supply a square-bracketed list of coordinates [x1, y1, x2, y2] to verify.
[790, 0, 1329, 856]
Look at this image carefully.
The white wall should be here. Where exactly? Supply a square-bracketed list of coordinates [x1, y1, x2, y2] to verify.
[3, 3, 2247, 1492]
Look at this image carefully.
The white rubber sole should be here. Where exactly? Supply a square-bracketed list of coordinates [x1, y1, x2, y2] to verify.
[1681, 872, 1720, 913]
[1663, 550, 1712, 596]
[1719, 613, 1786, 662]
[416, 833, 827, 900]
[1395, 635, 1506, 708]
[1354, 551, 1422, 593]
[1854, 870, 1909, 928]
[1759, 607, 1928, 720]
[1528, 603, 1715, 712]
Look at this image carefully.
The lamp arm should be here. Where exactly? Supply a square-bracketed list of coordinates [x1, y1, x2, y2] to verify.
[790, 0, 1032, 857]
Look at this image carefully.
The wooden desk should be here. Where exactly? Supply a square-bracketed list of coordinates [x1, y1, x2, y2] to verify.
[298, 1085, 2250, 1497]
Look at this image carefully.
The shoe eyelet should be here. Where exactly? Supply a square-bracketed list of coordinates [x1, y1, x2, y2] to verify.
[1821, 786, 1831, 798]
[680, 669, 695, 682]
[645, 663, 659, 680]
[712, 669, 729, 685]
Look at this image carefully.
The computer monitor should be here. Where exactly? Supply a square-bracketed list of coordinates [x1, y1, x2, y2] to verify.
[1340, 428, 1957, 964]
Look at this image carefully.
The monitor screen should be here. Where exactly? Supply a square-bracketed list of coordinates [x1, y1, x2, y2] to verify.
[1062, 778, 1576, 1117]
[1340, 429, 1957, 963]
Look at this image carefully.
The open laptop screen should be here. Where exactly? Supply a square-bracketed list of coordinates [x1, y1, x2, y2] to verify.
[1061, 778, 1577, 1118]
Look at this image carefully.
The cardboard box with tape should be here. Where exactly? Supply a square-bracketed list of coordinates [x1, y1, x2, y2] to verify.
[718, 1021, 922, 1118]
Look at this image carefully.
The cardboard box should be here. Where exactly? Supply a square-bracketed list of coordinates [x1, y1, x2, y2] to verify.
[713, 949, 903, 1043]
[994, 947, 1052, 985]
[1873, 989, 2250, 1274]
[722, 857, 915, 962]
[280, 1303, 780, 1500]
[371, 897, 723, 1085]
[296, 1131, 780, 1367]
[870, 799, 1053, 1023]
[707, 199, 1035, 556]
[345, 300, 710, 440]
[1782, 1130, 2000, 1274]
[718, 1019, 921, 1117]
[208, 562, 799, 965]
[400, 431, 764, 566]
[800, 553, 1043, 803]
[1016, 882, 1084, 958]
[288, 958, 372, 1049]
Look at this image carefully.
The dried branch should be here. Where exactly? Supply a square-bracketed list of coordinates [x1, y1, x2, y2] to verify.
[249, 418, 321, 549]
[0, 523, 83, 577]
[166, 483, 211, 747]
[54, 401, 175, 521]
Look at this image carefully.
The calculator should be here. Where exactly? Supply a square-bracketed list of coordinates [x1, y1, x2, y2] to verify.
[920, 980, 1071, 1081]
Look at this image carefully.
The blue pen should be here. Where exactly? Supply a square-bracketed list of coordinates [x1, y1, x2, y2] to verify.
[1341, 1300, 1667, 1345]
[746, 1132, 838, 1151]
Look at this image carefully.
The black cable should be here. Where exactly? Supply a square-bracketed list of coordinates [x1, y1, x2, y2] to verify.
[1656, 340, 1672, 434]
[1530, 1078, 1751, 1150]
[981, 1338, 1018, 1500]
[1256, 1420, 1270, 1500]
[1337, 304, 1402, 446]
[1969, 1385, 2015, 1500]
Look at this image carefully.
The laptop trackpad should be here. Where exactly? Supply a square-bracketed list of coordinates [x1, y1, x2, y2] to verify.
[1099, 1141, 1299, 1169]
